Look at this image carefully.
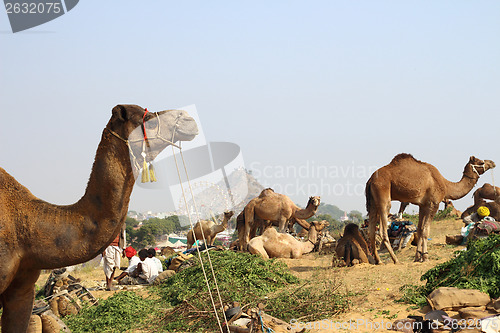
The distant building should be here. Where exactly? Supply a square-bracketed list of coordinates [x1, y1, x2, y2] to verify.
[340, 211, 349, 222]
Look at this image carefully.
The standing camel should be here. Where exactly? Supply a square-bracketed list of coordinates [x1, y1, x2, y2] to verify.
[242, 188, 320, 250]
[0, 104, 198, 332]
[186, 211, 234, 249]
[366, 153, 495, 264]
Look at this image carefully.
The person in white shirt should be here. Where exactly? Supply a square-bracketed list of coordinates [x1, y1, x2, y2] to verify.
[115, 246, 141, 283]
[117, 248, 158, 285]
[147, 248, 164, 273]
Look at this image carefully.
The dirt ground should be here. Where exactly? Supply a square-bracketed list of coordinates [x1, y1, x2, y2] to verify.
[35, 218, 466, 332]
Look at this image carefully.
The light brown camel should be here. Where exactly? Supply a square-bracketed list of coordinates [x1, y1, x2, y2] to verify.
[0, 104, 198, 332]
[462, 199, 500, 221]
[234, 212, 310, 251]
[366, 153, 495, 264]
[473, 183, 500, 205]
[335, 223, 374, 266]
[247, 220, 328, 259]
[242, 188, 320, 250]
[186, 211, 234, 249]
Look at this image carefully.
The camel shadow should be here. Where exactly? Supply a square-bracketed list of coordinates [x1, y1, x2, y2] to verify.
[289, 266, 327, 273]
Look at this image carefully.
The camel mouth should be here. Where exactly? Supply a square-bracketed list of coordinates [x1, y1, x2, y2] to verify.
[486, 160, 496, 169]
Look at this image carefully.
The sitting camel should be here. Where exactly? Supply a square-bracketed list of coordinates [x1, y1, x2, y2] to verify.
[462, 199, 500, 221]
[234, 212, 311, 251]
[366, 154, 495, 264]
[335, 223, 374, 266]
[247, 220, 328, 259]
[242, 188, 320, 250]
[0, 105, 198, 332]
[187, 211, 234, 249]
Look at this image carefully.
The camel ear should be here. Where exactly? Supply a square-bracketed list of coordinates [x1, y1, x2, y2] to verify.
[112, 105, 129, 122]
[469, 156, 476, 163]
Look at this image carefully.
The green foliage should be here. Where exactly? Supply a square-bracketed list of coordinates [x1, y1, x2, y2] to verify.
[316, 203, 345, 220]
[420, 234, 500, 298]
[307, 213, 343, 233]
[400, 235, 500, 306]
[434, 207, 454, 221]
[127, 215, 181, 248]
[64, 291, 158, 333]
[155, 251, 349, 331]
[401, 213, 419, 224]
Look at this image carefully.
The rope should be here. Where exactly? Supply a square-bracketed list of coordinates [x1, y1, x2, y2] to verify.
[170, 144, 225, 333]
[259, 310, 274, 333]
[492, 169, 497, 198]
[178, 145, 229, 326]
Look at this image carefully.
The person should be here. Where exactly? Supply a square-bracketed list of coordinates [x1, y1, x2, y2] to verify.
[102, 224, 126, 291]
[114, 246, 139, 282]
[463, 206, 491, 225]
[147, 248, 164, 273]
[117, 249, 159, 285]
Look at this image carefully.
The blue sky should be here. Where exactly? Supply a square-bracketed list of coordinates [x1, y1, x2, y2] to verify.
[1, 1, 499, 214]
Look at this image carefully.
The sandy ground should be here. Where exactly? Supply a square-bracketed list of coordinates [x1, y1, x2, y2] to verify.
[34, 218, 466, 332]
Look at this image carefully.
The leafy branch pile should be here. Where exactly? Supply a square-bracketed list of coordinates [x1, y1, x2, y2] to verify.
[156, 251, 350, 332]
[400, 234, 500, 306]
[63, 291, 159, 333]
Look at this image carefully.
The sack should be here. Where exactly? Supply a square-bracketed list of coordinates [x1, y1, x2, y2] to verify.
[427, 287, 491, 311]
[168, 253, 193, 272]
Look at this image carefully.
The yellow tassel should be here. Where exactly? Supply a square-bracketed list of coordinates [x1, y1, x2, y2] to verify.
[141, 159, 150, 183]
[149, 163, 157, 182]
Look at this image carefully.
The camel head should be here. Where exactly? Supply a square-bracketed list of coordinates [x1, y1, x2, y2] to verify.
[467, 156, 496, 176]
[108, 104, 198, 162]
[310, 219, 328, 232]
[223, 211, 235, 221]
[307, 196, 321, 208]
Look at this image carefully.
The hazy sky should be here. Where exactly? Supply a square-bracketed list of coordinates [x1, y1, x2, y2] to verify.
[1, 1, 499, 215]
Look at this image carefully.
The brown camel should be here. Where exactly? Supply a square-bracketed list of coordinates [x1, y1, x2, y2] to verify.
[242, 188, 320, 250]
[443, 200, 461, 218]
[366, 153, 495, 264]
[473, 183, 500, 206]
[335, 223, 374, 266]
[234, 212, 310, 251]
[0, 104, 198, 332]
[186, 211, 234, 249]
[462, 199, 500, 221]
[247, 220, 328, 259]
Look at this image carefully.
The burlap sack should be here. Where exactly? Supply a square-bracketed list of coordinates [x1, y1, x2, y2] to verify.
[458, 306, 498, 319]
[40, 314, 61, 333]
[27, 315, 42, 333]
[427, 287, 490, 311]
[152, 270, 176, 285]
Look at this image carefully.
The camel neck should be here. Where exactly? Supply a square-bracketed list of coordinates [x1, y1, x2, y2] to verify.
[444, 164, 479, 200]
[34, 129, 136, 268]
[294, 203, 318, 219]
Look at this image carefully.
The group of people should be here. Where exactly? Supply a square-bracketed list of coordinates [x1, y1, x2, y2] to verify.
[102, 226, 164, 290]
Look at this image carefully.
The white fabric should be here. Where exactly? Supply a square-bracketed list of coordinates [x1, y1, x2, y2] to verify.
[152, 257, 163, 272]
[125, 256, 141, 274]
[103, 245, 121, 279]
[139, 257, 159, 284]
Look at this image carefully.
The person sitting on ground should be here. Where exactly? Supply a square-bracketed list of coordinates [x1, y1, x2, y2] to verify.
[463, 206, 492, 225]
[114, 246, 140, 282]
[117, 249, 159, 285]
[148, 248, 163, 273]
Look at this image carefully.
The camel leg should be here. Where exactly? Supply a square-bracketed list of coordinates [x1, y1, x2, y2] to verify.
[1, 269, 41, 333]
[420, 204, 439, 262]
[368, 212, 382, 265]
[277, 216, 287, 233]
[248, 241, 269, 259]
[379, 207, 400, 264]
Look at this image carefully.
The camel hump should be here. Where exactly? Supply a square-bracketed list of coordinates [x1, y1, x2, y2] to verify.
[258, 188, 275, 198]
[390, 153, 420, 164]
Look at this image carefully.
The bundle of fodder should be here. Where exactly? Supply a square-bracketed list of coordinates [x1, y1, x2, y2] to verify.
[155, 250, 350, 332]
[421, 234, 500, 298]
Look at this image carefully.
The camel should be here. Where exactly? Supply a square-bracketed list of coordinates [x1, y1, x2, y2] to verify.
[0, 104, 198, 332]
[234, 212, 311, 251]
[335, 223, 373, 266]
[186, 211, 234, 249]
[242, 188, 320, 250]
[443, 200, 461, 218]
[462, 199, 500, 221]
[366, 153, 495, 264]
[247, 220, 328, 259]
